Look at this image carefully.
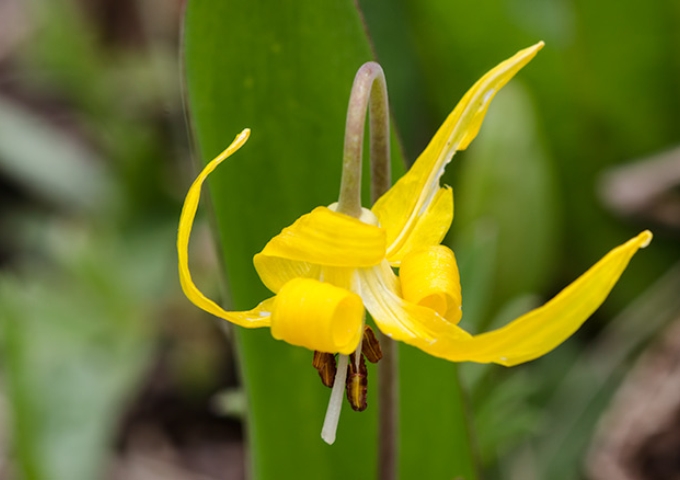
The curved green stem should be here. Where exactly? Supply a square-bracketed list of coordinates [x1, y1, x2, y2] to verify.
[336, 61, 397, 480]
[336, 62, 391, 218]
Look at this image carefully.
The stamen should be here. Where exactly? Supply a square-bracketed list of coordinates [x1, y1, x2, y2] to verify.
[312, 351, 337, 388]
[346, 352, 368, 412]
[362, 325, 383, 363]
[321, 354, 349, 445]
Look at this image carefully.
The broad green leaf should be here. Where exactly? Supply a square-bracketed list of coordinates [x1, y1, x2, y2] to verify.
[183, 3, 378, 478]
[183, 1, 477, 478]
[455, 219, 499, 334]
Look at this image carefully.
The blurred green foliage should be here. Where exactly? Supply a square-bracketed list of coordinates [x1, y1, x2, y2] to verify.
[0, 0, 678, 479]
[0, 0, 186, 478]
[0, 232, 154, 480]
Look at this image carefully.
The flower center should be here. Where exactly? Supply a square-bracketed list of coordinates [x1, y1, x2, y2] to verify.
[327, 202, 380, 226]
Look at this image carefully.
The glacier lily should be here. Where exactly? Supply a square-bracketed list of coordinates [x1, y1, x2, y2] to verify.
[178, 41, 651, 443]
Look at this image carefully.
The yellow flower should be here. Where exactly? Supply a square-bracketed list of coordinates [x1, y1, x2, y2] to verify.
[178, 41, 651, 369]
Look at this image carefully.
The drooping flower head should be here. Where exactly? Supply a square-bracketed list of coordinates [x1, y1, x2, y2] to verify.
[178, 42, 652, 443]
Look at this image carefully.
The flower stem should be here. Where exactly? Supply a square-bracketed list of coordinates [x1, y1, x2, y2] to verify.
[336, 61, 396, 480]
[370, 119, 397, 480]
[377, 337, 398, 480]
[336, 62, 390, 218]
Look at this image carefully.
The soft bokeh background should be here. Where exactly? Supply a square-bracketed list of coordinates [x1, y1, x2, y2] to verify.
[0, 0, 679, 479]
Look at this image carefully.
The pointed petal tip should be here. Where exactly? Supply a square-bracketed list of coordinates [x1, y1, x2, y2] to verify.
[520, 41, 545, 60]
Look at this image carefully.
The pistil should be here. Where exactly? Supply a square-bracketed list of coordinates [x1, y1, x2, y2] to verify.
[320, 353, 349, 445]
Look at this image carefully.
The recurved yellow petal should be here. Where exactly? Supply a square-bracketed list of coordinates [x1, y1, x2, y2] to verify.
[400, 245, 463, 324]
[372, 42, 544, 262]
[359, 261, 471, 344]
[418, 230, 652, 366]
[254, 206, 385, 292]
[177, 129, 272, 328]
[270, 278, 364, 354]
[252, 255, 322, 295]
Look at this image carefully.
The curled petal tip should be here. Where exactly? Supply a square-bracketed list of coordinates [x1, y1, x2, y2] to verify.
[234, 128, 251, 145]
[639, 230, 653, 248]
[177, 127, 269, 328]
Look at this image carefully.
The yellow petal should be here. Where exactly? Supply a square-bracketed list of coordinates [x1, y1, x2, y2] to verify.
[420, 231, 653, 366]
[252, 255, 322, 294]
[379, 186, 454, 266]
[372, 42, 544, 263]
[358, 261, 471, 344]
[254, 206, 386, 292]
[177, 128, 272, 328]
[270, 278, 364, 354]
[399, 245, 462, 324]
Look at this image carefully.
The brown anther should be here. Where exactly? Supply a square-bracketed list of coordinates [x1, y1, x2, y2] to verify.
[361, 325, 383, 363]
[312, 351, 337, 388]
[346, 353, 368, 411]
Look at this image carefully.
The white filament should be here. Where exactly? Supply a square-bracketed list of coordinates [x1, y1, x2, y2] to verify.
[321, 354, 349, 445]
